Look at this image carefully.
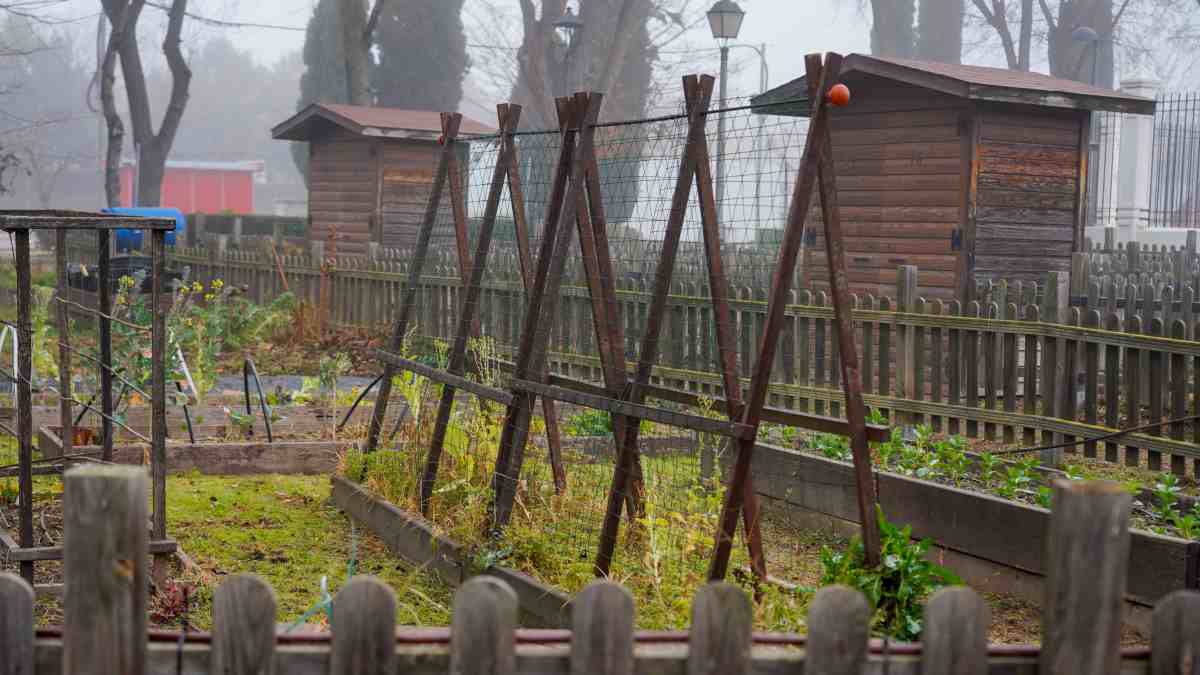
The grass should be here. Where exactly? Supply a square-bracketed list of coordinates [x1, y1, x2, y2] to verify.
[165, 473, 454, 629]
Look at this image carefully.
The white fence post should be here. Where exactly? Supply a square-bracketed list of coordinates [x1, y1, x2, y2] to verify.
[1115, 75, 1162, 242]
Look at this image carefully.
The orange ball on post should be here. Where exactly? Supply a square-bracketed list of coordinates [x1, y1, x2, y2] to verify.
[827, 83, 851, 107]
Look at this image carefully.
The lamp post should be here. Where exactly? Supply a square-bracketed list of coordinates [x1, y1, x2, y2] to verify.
[707, 0, 745, 234]
[1073, 25, 1103, 228]
[1072, 25, 1100, 87]
[554, 6, 583, 95]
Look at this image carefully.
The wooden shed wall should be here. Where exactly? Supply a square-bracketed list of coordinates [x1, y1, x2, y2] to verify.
[805, 75, 968, 300]
[308, 129, 376, 256]
[378, 140, 450, 250]
[971, 107, 1084, 287]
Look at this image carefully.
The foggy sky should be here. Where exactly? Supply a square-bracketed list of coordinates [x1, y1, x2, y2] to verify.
[38, 0, 872, 120]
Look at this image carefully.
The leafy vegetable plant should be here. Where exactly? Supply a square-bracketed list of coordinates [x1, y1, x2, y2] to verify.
[820, 507, 961, 641]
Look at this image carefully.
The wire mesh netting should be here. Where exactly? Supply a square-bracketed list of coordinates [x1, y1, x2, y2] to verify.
[355, 98, 819, 626]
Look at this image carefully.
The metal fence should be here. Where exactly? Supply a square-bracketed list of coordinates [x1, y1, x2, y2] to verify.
[1148, 91, 1200, 229]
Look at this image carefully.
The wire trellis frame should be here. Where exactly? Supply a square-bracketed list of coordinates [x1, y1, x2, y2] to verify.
[0, 210, 177, 587]
[363, 55, 888, 589]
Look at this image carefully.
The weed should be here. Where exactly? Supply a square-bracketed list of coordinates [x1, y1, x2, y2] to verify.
[564, 408, 613, 437]
[1170, 503, 1200, 540]
[1035, 485, 1053, 509]
[820, 507, 961, 641]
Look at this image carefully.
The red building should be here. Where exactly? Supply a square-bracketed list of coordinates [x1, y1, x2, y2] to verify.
[119, 159, 264, 213]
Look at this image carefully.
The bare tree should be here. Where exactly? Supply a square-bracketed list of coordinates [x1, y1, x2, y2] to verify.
[337, 0, 392, 105]
[99, 0, 192, 207]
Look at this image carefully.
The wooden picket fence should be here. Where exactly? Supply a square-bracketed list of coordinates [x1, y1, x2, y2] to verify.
[49, 239, 1200, 472]
[2, 464, 1198, 674]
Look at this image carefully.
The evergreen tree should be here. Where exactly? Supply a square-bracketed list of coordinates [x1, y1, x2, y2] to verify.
[292, 0, 350, 180]
[372, 0, 469, 111]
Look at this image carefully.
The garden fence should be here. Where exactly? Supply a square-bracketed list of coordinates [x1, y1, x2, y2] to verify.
[92, 239, 1200, 475]
[3, 464, 1198, 674]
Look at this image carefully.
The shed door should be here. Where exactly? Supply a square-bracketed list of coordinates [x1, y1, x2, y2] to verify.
[380, 166, 434, 250]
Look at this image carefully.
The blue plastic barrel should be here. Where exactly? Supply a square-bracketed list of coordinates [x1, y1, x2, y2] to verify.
[99, 207, 185, 251]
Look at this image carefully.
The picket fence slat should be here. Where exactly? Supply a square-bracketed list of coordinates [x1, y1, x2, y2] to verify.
[805, 586, 870, 675]
[212, 574, 277, 675]
[572, 582, 634, 675]
[0, 573, 33, 675]
[687, 583, 752, 675]
[450, 577, 517, 675]
[921, 587, 989, 675]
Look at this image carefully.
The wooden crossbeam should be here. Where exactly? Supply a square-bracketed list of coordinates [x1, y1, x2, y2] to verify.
[510, 378, 755, 440]
[374, 350, 513, 406]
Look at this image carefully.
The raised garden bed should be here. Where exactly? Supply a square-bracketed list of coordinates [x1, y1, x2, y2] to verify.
[330, 475, 571, 628]
[743, 442, 1200, 622]
[37, 425, 341, 475]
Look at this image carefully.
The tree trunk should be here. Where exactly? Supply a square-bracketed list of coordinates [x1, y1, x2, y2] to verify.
[871, 0, 917, 58]
[1046, 0, 1113, 86]
[339, 0, 371, 104]
[916, 0, 962, 63]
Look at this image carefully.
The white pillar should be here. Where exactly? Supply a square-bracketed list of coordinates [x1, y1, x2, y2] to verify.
[1115, 76, 1161, 243]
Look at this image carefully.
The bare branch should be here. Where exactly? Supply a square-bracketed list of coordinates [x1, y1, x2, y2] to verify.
[152, 0, 190, 153]
[364, 0, 388, 42]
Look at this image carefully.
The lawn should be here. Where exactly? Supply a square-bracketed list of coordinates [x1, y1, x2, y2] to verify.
[166, 473, 454, 629]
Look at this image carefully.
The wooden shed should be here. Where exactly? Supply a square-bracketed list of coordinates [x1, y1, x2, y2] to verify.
[272, 103, 493, 256]
[751, 54, 1154, 300]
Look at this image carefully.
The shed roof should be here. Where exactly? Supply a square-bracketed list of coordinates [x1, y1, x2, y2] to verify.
[272, 103, 495, 142]
[751, 54, 1155, 116]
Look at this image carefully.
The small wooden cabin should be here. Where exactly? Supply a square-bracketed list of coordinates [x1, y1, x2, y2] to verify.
[272, 103, 493, 256]
[751, 54, 1154, 300]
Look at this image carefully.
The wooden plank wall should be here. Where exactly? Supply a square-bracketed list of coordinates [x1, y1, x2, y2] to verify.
[973, 108, 1083, 287]
[309, 129, 376, 257]
[805, 75, 968, 300]
[378, 141, 450, 250]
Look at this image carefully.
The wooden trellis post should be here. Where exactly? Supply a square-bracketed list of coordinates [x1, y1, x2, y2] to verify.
[491, 94, 602, 530]
[364, 114, 465, 454]
[708, 52, 881, 577]
[421, 105, 524, 513]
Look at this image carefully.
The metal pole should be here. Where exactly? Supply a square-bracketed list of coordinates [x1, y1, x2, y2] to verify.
[14, 229, 32, 584]
[717, 44, 729, 236]
[753, 43, 767, 232]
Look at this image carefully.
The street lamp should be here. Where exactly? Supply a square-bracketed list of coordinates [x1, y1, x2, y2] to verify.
[707, 0, 745, 234]
[1072, 25, 1100, 86]
[554, 6, 583, 94]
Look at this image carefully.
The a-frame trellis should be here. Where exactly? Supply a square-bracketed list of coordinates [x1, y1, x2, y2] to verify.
[365, 52, 887, 583]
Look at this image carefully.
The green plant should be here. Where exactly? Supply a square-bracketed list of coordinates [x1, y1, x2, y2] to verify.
[810, 433, 850, 462]
[1171, 503, 1200, 540]
[934, 437, 970, 485]
[976, 452, 1000, 488]
[1036, 485, 1053, 509]
[0, 478, 16, 504]
[997, 464, 1032, 500]
[1152, 473, 1182, 523]
[564, 408, 612, 437]
[874, 430, 904, 470]
[820, 507, 961, 641]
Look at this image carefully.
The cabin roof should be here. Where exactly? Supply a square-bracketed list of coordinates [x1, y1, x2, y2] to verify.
[272, 103, 495, 142]
[751, 54, 1155, 116]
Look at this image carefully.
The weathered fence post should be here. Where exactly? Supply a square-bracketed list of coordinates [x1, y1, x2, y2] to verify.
[1041, 271, 1068, 467]
[62, 465, 148, 675]
[1103, 225, 1116, 252]
[688, 582, 751, 675]
[805, 585, 869, 675]
[330, 577, 397, 675]
[190, 213, 205, 248]
[1040, 480, 1130, 675]
[449, 577, 517, 675]
[212, 573, 277, 675]
[0, 573, 33, 675]
[895, 265, 918, 437]
[1151, 590, 1200, 675]
[921, 586, 989, 675]
[572, 581, 635, 675]
[232, 215, 244, 248]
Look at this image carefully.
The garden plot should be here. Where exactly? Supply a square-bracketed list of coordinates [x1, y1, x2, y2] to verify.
[0, 433, 453, 628]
